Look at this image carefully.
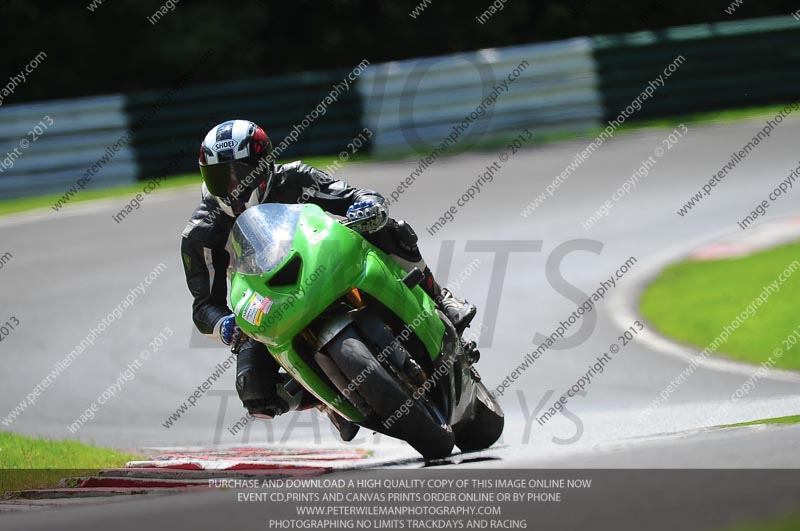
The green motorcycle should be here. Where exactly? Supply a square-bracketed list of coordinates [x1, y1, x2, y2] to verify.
[229, 203, 503, 459]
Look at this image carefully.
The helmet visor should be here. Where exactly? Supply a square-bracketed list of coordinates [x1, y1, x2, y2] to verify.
[201, 161, 266, 200]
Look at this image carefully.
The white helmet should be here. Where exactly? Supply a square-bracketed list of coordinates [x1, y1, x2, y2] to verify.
[199, 119, 274, 216]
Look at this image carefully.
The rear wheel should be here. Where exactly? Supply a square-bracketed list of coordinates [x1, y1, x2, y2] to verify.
[326, 326, 454, 460]
[453, 379, 504, 452]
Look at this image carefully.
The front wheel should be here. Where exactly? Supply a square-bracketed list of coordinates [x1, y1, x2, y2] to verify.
[326, 326, 454, 460]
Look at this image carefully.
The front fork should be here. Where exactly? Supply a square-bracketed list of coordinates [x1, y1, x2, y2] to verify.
[432, 306, 484, 428]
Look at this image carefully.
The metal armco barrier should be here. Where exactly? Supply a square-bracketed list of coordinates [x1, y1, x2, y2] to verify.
[125, 67, 365, 179]
[0, 95, 136, 198]
[2, 16, 798, 198]
[358, 38, 602, 155]
[592, 16, 800, 121]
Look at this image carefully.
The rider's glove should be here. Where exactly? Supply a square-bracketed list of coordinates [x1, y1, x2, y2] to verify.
[220, 314, 242, 346]
[346, 200, 388, 234]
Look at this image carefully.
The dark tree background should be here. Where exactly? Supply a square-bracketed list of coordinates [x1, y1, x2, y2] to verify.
[1, 0, 796, 103]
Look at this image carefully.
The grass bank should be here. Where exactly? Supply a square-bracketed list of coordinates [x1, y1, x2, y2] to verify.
[641, 241, 800, 371]
[0, 431, 139, 494]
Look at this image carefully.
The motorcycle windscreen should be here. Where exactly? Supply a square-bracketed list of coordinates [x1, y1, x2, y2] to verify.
[231, 203, 302, 275]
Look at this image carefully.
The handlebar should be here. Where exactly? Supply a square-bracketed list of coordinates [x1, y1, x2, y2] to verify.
[341, 213, 378, 229]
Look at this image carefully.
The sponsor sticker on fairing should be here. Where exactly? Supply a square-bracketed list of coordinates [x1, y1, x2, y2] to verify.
[241, 293, 273, 326]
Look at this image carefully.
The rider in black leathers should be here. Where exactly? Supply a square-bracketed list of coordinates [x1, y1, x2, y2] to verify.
[180, 120, 475, 440]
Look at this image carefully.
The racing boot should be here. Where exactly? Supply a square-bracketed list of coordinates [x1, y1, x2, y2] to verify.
[421, 268, 476, 334]
[235, 341, 289, 419]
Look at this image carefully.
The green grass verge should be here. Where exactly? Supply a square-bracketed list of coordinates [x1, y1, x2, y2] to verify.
[0, 431, 140, 494]
[0, 155, 348, 217]
[640, 241, 800, 371]
[0, 102, 794, 218]
[721, 414, 800, 429]
[0, 172, 199, 217]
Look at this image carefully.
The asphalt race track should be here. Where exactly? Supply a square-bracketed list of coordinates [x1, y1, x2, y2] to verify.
[2, 117, 800, 528]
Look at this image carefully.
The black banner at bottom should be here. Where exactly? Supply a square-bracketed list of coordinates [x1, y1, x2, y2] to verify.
[2, 469, 799, 531]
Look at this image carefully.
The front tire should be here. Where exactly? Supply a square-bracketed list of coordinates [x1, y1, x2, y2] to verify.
[454, 379, 504, 452]
[326, 326, 455, 460]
